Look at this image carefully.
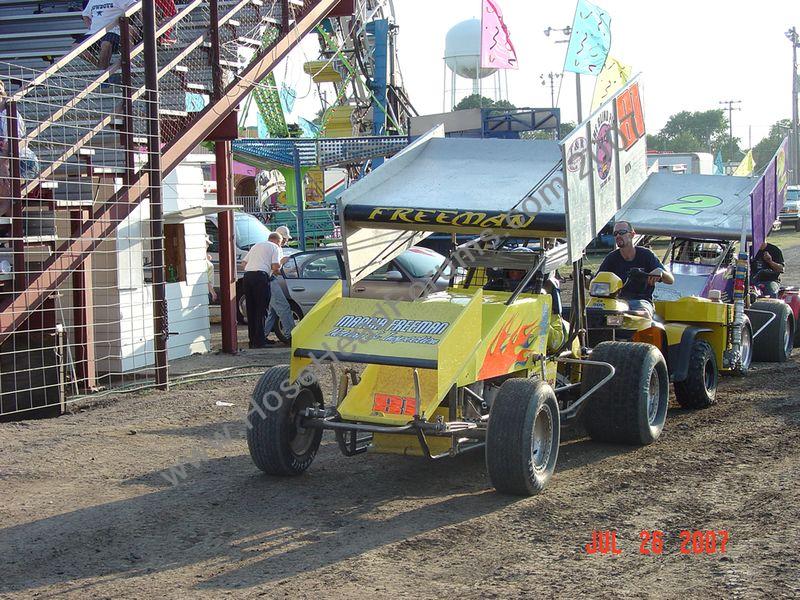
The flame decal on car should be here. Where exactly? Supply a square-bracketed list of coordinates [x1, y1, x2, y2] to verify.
[478, 318, 538, 379]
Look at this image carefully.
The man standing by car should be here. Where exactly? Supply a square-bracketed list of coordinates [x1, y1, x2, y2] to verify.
[241, 234, 282, 349]
[264, 229, 296, 345]
[751, 241, 785, 298]
[598, 220, 675, 316]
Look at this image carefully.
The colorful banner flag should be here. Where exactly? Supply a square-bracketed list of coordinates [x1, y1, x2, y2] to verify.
[564, 0, 612, 75]
[733, 150, 755, 177]
[480, 0, 518, 70]
[590, 56, 630, 112]
[713, 151, 725, 175]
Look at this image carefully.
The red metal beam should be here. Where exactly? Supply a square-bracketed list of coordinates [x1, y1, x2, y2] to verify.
[211, 0, 238, 354]
[0, 0, 342, 344]
[216, 141, 238, 353]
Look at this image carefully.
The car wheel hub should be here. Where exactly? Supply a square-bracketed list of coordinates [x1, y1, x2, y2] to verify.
[646, 369, 661, 425]
[289, 389, 317, 455]
[531, 402, 554, 473]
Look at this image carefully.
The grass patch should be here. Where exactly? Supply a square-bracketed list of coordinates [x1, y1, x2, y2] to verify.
[768, 225, 800, 249]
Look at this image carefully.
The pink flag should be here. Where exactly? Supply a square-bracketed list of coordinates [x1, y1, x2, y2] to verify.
[480, 0, 518, 70]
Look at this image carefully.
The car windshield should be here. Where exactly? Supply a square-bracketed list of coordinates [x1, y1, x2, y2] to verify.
[234, 213, 270, 250]
[395, 247, 449, 278]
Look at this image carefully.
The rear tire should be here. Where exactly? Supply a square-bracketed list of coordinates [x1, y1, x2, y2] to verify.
[486, 378, 560, 496]
[795, 317, 800, 349]
[674, 340, 718, 409]
[581, 342, 669, 445]
[247, 365, 323, 476]
[751, 300, 793, 362]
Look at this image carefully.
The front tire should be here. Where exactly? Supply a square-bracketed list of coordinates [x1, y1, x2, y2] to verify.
[674, 340, 718, 409]
[247, 365, 323, 476]
[486, 378, 560, 496]
[581, 342, 669, 445]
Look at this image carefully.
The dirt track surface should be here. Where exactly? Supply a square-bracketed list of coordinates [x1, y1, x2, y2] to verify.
[1, 347, 800, 598]
[2, 236, 800, 598]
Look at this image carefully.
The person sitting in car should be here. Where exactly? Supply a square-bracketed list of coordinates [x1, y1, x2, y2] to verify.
[597, 220, 674, 317]
[750, 241, 784, 298]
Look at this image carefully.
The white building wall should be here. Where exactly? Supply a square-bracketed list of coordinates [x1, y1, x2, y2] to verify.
[90, 164, 211, 375]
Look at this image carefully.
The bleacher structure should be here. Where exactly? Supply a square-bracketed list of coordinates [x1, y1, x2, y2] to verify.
[0, 0, 349, 417]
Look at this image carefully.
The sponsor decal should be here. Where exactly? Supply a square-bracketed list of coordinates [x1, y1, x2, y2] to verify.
[361, 207, 537, 230]
[592, 109, 614, 182]
[566, 135, 588, 173]
[327, 315, 450, 345]
[615, 82, 645, 150]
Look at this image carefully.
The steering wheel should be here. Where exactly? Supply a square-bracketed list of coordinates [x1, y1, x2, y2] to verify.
[752, 268, 774, 282]
[626, 267, 650, 284]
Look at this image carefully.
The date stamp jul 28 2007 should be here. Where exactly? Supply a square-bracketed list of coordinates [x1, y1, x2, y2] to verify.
[585, 530, 730, 555]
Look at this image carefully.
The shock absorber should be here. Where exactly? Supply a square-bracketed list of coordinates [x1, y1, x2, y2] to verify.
[730, 250, 749, 369]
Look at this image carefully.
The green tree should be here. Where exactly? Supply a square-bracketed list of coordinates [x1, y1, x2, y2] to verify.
[558, 120, 577, 138]
[453, 94, 516, 111]
[523, 120, 576, 141]
[650, 109, 741, 161]
[752, 119, 791, 168]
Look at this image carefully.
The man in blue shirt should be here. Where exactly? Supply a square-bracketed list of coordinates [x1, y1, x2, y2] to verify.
[597, 221, 674, 316]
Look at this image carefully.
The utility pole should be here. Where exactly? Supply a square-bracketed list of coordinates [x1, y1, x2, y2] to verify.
[719, 99, 742, 170]
[787, 26, 800, 184]
[543, 25, 574, 117]
[540, 72, 562, 108]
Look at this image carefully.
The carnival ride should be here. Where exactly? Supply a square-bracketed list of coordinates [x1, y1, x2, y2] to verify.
[228, 0, 418, 248]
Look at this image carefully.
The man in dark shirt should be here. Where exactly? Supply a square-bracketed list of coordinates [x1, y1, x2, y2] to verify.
[597, 220, 674, 316]
[750, 241, 784, 297]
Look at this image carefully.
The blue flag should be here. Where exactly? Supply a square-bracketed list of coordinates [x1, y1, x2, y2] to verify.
[564, 0, 612, 75]
[279, 84, 297, 114]
[257, 113, 269, 138]
[298, 117, 321, 138]
[714, 151, 724, 175]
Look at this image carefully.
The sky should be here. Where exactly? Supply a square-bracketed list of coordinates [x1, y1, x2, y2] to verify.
[279, 0, 799, 149]
[389, 0, 799, 147]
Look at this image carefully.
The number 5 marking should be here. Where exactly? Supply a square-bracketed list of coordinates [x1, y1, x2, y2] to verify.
[658, 194, 722, 216]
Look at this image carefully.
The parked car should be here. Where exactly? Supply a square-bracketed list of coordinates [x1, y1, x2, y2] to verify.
[778, 185, 800, 231]
[237, 246, 454, 330]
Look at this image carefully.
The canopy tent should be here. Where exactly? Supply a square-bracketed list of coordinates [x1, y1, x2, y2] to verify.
[337, 126, 569, 284]
[614, 173, 756, 240]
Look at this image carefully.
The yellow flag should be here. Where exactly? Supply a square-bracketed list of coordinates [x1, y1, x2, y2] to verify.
[733, 150, 755, 176]
[590, 57, 632, 112]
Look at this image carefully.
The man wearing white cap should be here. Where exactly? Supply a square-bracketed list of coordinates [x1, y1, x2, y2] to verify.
[264, 226, 295, 344]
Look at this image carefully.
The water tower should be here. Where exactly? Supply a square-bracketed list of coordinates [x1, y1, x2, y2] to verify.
[443, 19, 507, 110]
